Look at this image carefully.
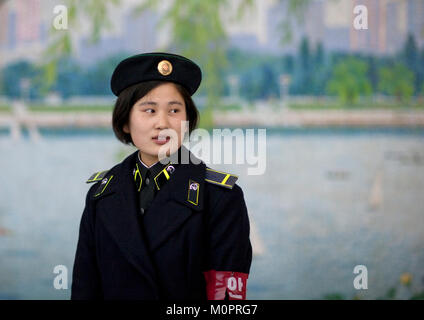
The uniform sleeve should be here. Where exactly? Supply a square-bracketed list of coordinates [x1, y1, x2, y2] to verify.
[203, 184, 252, 300]
[71, 186, 102, 300]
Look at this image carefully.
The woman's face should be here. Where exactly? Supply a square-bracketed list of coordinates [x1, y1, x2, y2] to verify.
[123, 82, 188, 166]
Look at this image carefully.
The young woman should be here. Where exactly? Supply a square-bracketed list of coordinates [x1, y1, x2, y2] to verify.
[71, 53, 252, 300]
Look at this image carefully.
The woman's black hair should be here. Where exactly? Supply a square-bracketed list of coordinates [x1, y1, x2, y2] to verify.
[112, 81, 199, 145]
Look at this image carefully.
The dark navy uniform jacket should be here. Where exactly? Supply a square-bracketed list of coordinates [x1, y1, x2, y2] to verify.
[71, 149, 252, 300]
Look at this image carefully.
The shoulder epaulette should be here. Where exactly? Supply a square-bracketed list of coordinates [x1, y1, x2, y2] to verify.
[86, 170, 109, 183]
[205, 168, 238, 189]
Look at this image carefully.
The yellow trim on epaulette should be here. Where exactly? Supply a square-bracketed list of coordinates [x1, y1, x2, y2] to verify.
[206, 168, 232, 176]
[205, 178, 234, 188]
[86, 170, 108, 183]
[221, 174, 230, 184]
[205, 168, 238, 189]
[94, 175, 114, 197]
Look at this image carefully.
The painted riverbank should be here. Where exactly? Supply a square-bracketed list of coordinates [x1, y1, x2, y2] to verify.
[1, 110, 424, 132]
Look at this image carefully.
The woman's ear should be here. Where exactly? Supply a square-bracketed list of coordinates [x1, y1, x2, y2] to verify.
[123, 123, 130, 134]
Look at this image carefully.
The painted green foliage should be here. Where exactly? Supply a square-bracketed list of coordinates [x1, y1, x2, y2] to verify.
[378, 64, 415, 102]
[326, 57, 372, 105]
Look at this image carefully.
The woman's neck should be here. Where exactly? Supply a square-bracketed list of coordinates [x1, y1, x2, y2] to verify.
[138, 151, 159, 168]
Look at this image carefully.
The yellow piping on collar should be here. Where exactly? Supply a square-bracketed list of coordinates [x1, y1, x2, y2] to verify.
[134, 163, 142, 192]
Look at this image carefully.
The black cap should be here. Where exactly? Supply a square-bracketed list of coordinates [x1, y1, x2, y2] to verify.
[110, 52, 202, 96]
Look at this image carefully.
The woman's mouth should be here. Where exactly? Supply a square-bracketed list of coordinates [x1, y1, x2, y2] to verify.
[152, 136, 171, 145]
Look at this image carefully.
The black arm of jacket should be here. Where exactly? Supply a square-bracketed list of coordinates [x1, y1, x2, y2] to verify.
[205, 183, 252, 274]
[71, 184, 103, 300]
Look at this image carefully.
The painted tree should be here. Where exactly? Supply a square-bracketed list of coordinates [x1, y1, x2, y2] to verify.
[326, 57, 372, 105]
[378, 64, 415, 102]
[298, 37, 312, 94]
[313, 42, 327, 95]
[402, 33, 420, 93]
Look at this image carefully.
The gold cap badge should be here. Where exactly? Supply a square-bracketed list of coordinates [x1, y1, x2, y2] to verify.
[157, 60, 173, 76]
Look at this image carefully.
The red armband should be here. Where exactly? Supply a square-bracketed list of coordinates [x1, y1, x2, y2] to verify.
[203, 270, 249, 300]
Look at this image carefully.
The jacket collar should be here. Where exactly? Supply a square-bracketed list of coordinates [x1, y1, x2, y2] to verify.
[134, 152, 175, 192]
[123, 146, 206, 210]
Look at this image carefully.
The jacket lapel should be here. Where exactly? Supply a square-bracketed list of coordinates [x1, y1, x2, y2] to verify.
[95, 151, 160, 297]
[143, 152, 206, 252]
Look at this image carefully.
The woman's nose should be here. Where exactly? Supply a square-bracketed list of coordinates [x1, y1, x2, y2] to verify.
[155, 110, 169, 129]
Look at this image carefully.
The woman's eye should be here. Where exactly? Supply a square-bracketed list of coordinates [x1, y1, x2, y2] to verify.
[145, 109, 155, 113]
[170, 109, 179, 113]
